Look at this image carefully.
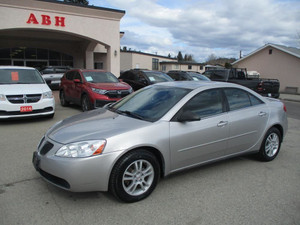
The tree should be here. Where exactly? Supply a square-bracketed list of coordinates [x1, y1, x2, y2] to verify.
[224, 62, 232, 69]
[206, 54, 217, 64]
[177, 51, 183, 61]
[63, 0, 89, 5]
[184, 54, 194, 62]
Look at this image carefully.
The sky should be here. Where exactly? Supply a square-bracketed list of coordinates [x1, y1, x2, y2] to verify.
[88, 0, 300, 62]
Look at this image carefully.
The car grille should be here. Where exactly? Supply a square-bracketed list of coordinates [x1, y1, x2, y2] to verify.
[39, 141, 54, 155]
[6, 94, 42, 104]
[39, 169, 70, 189]
[105, 90, 131, 98]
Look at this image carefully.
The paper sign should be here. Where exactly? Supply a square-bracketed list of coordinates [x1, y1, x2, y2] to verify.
[85, 76, 93, 82]
[148, 77, 155, 82]
[11, 72, 19, 81]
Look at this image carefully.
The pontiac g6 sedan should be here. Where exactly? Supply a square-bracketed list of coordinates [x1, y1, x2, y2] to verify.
[33, 82, 288, 202]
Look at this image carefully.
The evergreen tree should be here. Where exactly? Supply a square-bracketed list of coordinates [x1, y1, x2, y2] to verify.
[177, 51, 183, 62]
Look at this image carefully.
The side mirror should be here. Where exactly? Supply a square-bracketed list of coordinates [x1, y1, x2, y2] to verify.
[141, 79, 148, 85]
[177, 111, 200, 122]
[73, 79, 81, 83]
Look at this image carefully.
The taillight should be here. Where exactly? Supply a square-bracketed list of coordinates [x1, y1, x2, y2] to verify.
[257, 82, 263, 91]
[283, 103, 287, 112]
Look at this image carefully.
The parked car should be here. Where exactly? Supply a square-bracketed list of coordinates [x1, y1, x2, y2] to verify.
[33, 81, 287, 202]
[59, 69, 133, 111]
[167, 70, 211, 81]
[203, 68, 280, 98]
[119, 69, 173, 91]
[39, 66, 71, 89]
[0, 66, 55, 119]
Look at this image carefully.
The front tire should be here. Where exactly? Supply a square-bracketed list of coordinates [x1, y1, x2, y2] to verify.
[109, 150, 160, 203]
[81, 95, 91, 112]
[258, 127, 282, 161]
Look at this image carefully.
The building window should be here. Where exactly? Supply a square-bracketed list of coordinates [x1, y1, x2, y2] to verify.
[200, 65, 203, 70]
[161, 65, 166, 71]
[94, 62, 103, 69]
[188, 65, 192, 70]
[152, 58, 159, 70]
[269, 49, 272, 55]
[175, 64, 179, 69]
[0, 47, 73, 67]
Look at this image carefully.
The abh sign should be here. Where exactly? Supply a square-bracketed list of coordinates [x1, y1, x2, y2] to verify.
[26, 13, 65, 27]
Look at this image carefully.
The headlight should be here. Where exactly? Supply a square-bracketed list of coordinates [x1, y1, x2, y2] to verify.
[91, 87, 107, 95]
[55, 140, 106, 158]
[43, 91, 53, 99]
[128, 87, 133, 93]
[0, 94, 6, 101]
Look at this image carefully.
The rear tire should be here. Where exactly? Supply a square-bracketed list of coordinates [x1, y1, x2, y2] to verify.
[109, 150, 160, 203]
[258, 127, 282, 161]
[60, 91, 69, 107]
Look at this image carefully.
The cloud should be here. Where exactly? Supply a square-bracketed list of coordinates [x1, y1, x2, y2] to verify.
[99, 0, 300, 62]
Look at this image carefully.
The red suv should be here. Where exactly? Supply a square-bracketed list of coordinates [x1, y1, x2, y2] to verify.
[59, 69, 133, 111]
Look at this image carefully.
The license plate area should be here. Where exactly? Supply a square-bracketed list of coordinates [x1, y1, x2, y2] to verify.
[20, 106, 33, 112]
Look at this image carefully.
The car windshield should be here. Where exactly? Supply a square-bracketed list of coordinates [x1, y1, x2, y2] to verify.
[109, 85, 191, 122]
[143, 71, 173, 84]
[0, 69, 44, 84]
[82, 71, 119, 83]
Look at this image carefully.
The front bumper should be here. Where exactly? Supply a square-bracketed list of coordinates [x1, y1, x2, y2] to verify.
[0, 98, 55, 119]
[32, 136, 121, 192]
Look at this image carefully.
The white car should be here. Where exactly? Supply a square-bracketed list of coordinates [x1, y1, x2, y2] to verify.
[0, 66, 55, 119]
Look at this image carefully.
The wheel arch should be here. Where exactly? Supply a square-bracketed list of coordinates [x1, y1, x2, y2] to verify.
[111, 146, 166, 179]
[271, 124, 284, 142]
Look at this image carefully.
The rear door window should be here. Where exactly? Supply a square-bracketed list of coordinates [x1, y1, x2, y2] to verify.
[224, 88, 251, 111]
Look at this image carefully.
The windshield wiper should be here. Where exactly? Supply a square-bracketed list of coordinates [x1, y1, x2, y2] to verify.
[116, 110, 145, 120]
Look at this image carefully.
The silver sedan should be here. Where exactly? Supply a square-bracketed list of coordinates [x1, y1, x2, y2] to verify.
[32, 81, 288, 202]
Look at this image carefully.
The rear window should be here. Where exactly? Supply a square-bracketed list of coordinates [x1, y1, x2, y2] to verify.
[40, 67, 70, 74]
[0, 69, 44, 84]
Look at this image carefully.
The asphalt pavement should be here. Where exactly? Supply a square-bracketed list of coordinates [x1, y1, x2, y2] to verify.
[0, 92, 299, 225]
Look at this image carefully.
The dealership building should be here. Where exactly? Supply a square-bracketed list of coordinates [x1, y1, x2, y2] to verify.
[0, 0, 124, 76]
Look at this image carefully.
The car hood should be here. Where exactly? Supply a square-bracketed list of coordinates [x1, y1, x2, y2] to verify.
[88, 82, 130, 90]
[47, 108, 149, 144]
[0, 84, 50, 95]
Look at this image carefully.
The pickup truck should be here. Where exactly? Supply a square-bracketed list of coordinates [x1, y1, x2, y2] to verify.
[203, 68, 280, 98]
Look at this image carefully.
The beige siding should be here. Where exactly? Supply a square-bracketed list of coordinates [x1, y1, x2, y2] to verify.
[0, 0, 124, 75]
[234, 47, 300, 93]
[120, 52, 177, 71]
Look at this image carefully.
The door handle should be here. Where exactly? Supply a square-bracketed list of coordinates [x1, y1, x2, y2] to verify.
[217, 121, 228, 127]
[258, 111, 267, 117]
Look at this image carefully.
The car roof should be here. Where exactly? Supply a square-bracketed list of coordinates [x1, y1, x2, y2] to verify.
[76, 69, 107, 72]
[0, 66, 36, 70]
[153, 81, 245, 90]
